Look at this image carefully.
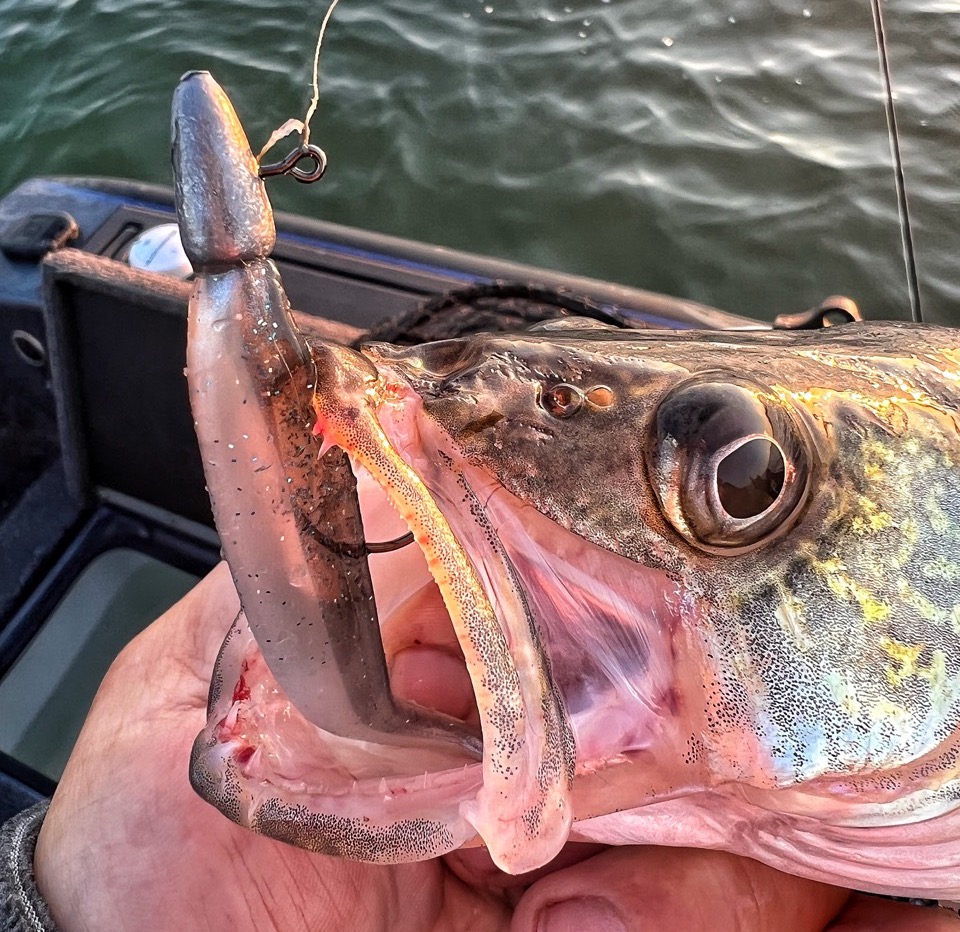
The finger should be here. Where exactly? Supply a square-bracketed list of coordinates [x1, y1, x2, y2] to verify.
[383, 580, 479, 725]
[511, 845, 850, 932]
[445, 842, 608, 896]
[827, 894, 960, 931]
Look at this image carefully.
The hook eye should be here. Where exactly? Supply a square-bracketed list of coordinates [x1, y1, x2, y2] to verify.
[259, 143, 328, 184]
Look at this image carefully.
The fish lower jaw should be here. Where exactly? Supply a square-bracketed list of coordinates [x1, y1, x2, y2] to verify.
[192, 620, 670, 866]
[192, 626, 486, 844]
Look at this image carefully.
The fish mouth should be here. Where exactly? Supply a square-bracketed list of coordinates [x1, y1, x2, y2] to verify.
[191, 340, 576, 873]
[175, 65, 711, 882]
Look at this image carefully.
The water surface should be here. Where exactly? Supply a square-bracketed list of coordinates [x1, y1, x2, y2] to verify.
[0, 0, 957, 323]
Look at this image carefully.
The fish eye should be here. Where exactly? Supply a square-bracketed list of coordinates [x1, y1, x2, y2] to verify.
[646, 375, 812, 551]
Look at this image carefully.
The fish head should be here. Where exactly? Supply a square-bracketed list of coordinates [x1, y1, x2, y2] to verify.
[338, 321, 960, 894]
[189, 312, 960, 891]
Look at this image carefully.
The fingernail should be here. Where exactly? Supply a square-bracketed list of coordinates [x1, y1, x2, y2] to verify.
[537, 898, 627, 932]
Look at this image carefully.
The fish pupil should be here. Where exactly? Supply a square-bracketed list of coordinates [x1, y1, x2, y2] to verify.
[716, 438, 785, 519]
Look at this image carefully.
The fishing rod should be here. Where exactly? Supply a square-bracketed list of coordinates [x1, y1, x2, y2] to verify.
[869, 0, 922, 323]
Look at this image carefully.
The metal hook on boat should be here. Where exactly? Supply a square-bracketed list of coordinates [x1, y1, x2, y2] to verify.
[773, 296, 863, 331]
[259, 143, 328, 184]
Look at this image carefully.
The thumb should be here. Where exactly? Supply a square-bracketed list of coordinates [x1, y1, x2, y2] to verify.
[510, 845, 848, 932]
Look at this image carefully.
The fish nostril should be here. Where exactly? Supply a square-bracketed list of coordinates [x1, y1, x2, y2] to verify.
[541, 383, 584, 418]
[586, 385, 615, 408]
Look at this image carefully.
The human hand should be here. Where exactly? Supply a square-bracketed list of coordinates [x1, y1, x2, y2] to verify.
[33, 563, 956, 931]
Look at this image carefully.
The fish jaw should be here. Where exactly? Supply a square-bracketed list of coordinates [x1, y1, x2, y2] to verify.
[184, 294, 576, 867]
[360, 360, 696, 784]
[305, 340, 576, 873]
[190, 611, 484, 862]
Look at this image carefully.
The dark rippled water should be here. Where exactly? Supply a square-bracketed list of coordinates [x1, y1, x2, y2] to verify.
[0, 0, 957, 324]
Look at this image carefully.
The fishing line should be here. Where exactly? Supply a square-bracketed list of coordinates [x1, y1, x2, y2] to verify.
[302, 0, 342, 148]
[257, 0, 342, 183]
[869, 0, 922, 323]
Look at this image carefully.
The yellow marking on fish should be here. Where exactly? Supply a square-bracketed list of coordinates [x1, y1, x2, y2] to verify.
[938, 348, 960, 378]
[859, 396, 911, 430]
[861, 437, 897, 467]
[849, 495, 893, 536]
[880, 637, 924, 688]
[783, 386, 903, 428]
[816, 558, 892, 624]
[796, 350, 951, 416]
[860, 595, 892, 625]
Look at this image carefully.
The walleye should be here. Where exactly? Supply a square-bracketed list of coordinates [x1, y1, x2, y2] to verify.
[173, 72, 960, 897]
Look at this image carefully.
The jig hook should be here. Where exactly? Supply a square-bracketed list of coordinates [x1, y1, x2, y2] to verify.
[364, 531, 415, 555]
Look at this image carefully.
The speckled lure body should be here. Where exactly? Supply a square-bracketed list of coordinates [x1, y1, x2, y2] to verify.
[173, 72, 960, 896]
